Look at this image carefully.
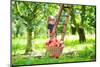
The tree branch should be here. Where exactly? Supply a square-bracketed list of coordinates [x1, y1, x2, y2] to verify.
[15, 2, 29, 23]
[23, 2, 33, 13]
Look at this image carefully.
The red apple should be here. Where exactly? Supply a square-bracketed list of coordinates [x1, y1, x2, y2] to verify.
[54, 54, 59, 59]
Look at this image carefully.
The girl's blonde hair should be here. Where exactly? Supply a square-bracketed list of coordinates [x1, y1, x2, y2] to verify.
[49, 16, 55, 20]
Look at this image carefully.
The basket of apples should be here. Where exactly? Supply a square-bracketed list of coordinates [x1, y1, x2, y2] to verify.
[45, 38, 64, 59]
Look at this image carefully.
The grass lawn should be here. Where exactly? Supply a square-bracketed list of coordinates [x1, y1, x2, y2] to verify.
[12, 34, 96, 66]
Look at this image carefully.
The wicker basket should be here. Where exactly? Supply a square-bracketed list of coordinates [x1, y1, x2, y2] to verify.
[46, 46, 63, 58]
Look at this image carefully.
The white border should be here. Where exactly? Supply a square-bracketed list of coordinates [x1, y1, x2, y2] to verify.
[0, 0, 10, 67]
[19, 0, 96, 5]
[0, 0, 100, 67]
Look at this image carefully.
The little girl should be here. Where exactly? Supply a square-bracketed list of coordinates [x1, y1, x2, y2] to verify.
[46, 16, 64, 58]
[47, 16, 56, 39]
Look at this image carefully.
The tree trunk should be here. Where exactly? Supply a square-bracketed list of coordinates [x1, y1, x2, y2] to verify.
[71, 25, 76, 35]
[25, 28, 32, 54]
[78, 6, 86, 43]
[78, 27, 86, 43]
[61, 7, 71, 41]
[61, 16, 69, 41]
[15, 25, 20, 37]
[70, 5, 86, 43]
[70, 5, 78, 35]
[52, 4, 64, 37]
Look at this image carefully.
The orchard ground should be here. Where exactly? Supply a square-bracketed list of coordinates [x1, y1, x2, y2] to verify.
[12, 34, 96, 65]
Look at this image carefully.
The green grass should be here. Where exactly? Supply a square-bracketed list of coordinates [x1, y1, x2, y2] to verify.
[12, 51, 94, 65]
[12, 34, 96, 65]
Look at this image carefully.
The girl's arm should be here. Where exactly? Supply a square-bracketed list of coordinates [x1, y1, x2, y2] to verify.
[48, 29, 51, 37]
